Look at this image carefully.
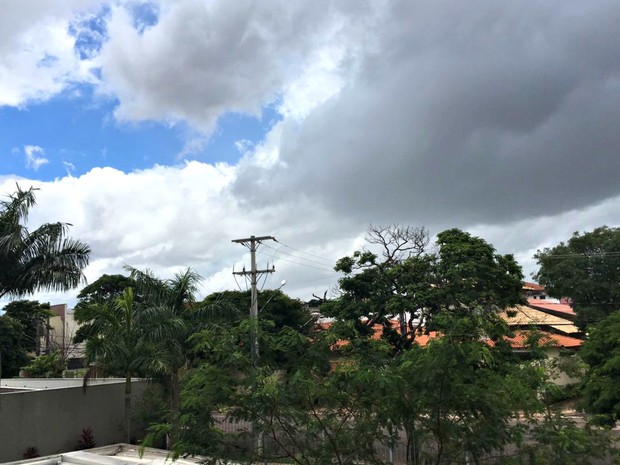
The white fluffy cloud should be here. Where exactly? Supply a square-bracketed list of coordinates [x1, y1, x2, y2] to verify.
[0, 161, 363, 305]
[24, 145, 49, 170]
[97, 0, 376, 131]
[0, 0, 101, 106]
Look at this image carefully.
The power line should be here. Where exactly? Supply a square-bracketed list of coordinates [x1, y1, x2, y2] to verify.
[540, 251, 620, 259]
[262, 243, 335, 270]
[257, 248, 334, 273]
[274, 239, 336, 265]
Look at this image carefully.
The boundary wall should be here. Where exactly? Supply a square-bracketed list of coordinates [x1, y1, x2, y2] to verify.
[0, 379, 147, 462]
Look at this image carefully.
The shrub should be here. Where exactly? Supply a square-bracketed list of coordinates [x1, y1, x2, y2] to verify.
[77, 427, 96, 449]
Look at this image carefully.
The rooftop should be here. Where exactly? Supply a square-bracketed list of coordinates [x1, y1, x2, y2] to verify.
[527, 299, 576, 319]
[522, 281, 545, 292]
[500, 305, 580, 334]
[0, 379, 130, 393]
[505, 330, 584, 350]
[2, 444, 199, 465]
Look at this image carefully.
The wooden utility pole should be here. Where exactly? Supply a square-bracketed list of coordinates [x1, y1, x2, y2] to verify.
[232, 235, 276, 461]
[231, 235, 275, 365]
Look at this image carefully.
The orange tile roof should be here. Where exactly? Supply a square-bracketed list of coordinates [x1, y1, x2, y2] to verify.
[504, 330, 583, 349]
[412, 331, 439, 346]
[316, 318, 582, 351]
[527, 299, 576, 318]
[522, 281, 545, 291]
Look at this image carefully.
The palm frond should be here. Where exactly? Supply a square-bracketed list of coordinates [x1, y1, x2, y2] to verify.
[0, 186, 90, 297]
[0, 185, 37, 228]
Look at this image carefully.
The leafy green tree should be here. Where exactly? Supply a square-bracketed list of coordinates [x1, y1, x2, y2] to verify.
[324, 227, 524, 351]
[579, 310, 620, 426]
[176, 316, 538, 465]
[3, 300, 51, 354]
[23, 351, 63, 378]
[321, 226, 530, 464]
[323, 225, 430, 351]
[145, 324, 242, 459]
[201, 289, 312, 333]
[73, 274, 137, 344]
[201, 289, 314, 368]
[248, 334, 390, 465]
[76, 274, 136, 307]
[74, 287, 147, 442]
[0, 314, 29, 377]
[395, 317, 539, 465]
[524, 416, 616, 465]
[535, 226, 620, 329]
[130, 267, 233, 448]
[0, 185, 90, 298]
[161, 319, 389, 465]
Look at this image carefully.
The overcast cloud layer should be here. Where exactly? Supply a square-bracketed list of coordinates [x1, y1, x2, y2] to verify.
[1, 0, 619, 305]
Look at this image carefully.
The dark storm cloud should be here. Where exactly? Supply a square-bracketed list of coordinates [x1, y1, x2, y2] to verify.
[236, 0, 620, 227]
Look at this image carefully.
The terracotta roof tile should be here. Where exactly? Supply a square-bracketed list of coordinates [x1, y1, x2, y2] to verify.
[522, 281, 545, 291]
[505, 330, 583, 349]
[527, 299, 576, 317]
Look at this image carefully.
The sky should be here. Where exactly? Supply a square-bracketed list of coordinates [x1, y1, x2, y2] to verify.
[1, 0, 619, 308]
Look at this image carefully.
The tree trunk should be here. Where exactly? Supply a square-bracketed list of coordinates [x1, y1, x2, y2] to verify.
[124, 371, 132, 443]
[168, 366, 180, 449]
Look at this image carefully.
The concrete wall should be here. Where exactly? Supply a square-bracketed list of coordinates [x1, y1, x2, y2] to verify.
[0, 380, 148, 462]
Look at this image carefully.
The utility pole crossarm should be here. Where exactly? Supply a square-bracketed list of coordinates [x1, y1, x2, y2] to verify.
[233, 266, 276, 276]
[232, 267, 274, 276]
[231, 235, 275, 245]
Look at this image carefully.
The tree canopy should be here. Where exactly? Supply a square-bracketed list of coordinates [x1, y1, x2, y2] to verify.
[200, 289, 312, 333]
[76, 273, 137, 307]
[0, 314, 29, 377]
[74, 287, 147, 442]
[535, 226, 620, 329]
[74, 273, 137, 344]
[3, 300, 51, 354]
[0, 186, 90, 298]
[580, 310, 620, 426]
[323, 226, 524, 351]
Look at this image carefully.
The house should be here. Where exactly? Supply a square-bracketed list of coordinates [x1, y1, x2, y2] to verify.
[38, 304, 85, 370]
[499, 305, 580, 337]
[526, 298, 576, 322]
[522, 281, 547, 299]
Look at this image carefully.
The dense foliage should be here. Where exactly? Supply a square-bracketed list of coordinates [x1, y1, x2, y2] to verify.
[323, 227, 524, 352]
[0, 186, 90, 379]
[0, 186, 90, 298]
[580, 310, 620, 426]
[0, 314, 29, 377]
[535, 226, 620, 329]
[74, 287, 147, 442]
[67, 225, 620, 464]
[3, 300, 51, 353]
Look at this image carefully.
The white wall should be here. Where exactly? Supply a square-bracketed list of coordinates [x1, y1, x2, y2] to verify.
[0, 380, 148, 462]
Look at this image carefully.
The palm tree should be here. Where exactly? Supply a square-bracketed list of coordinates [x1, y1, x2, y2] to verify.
[0, 186, 91, 298]
[128, 267, 213, 448]
[75, 287, 146, 443]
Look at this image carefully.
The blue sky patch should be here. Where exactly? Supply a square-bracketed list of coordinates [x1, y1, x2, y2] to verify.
[1, 85, 281, 181]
